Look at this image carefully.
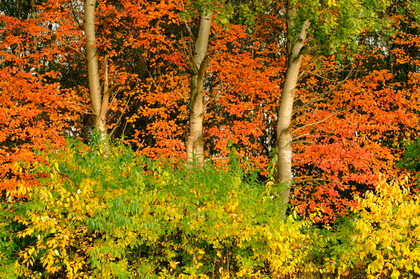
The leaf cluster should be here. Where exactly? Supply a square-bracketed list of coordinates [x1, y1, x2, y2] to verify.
[2, 140, 420, 278]
[398, 138, 420, 173]
[325, 176, 420, 278]
[0, 139, 311, 278]
[292, 0, 393, 57]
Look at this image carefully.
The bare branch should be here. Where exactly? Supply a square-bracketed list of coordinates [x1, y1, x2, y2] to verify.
[110, 95, 132, 138]
[293, 177, 342, 187]
[293, 110, 343, 134]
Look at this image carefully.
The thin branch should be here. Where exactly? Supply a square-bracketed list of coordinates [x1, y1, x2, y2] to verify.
[303, 70, 342, 82]
[293, 177, 342, 186]
[65, 44, 85, 57]
[104, 56, 109, 95]
[99, 57, 119, 124]
[292, 97, 325, 116]
[292, 70, 356, 116]
[293, 110, 343, 134]
[110, 95, 132, 138]
[141, 56, 158, 86]
[292, 140, 315, 145]
[183, 19, 195, 44]
[204, 156, 229, 162]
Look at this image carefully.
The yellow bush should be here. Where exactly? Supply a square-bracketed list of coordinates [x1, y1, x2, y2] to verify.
[334, 176, 420, 278]
[3, 140, 419, 279]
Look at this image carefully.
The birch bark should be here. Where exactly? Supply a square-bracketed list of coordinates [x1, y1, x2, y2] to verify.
[84, 0, 109, 146]
[276, 3, 310, 216]
[186, 10, 212, 164]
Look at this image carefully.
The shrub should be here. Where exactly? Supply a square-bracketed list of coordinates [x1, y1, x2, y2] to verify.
[327, 177, 420, 278]
[0, 139, 313, 278]
[3, 139, 418, 278]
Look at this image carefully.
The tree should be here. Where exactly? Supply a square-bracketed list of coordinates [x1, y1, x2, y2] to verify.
[275, 3, 310, 213]
[0, 0, 84, 191]
[84, 0, 111, 147]
[287, 0, 420, 221]
[184, 0, 265, 165]
[186, 8, 212, 164]
[205, 22, 281, 171]
[274, 0, 391, 216]
[90, 0, 189, 160]
[2, 0, 419, 224]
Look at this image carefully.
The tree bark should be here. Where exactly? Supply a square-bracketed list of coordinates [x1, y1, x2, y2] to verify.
[275, 3, 310, 217]
[84, 0, 108, 145]
[186, 10, 212, 165]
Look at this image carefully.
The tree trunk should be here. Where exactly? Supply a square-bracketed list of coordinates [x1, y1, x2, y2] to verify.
[186, 10, 212, 165]
[84, 0, 108, 145]
[275, 3, 310, 217]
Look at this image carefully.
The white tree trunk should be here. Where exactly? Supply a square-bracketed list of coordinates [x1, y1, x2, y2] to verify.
[276, 3, 310, 217]
[84, 0, 108, 144]
[186, 10, 212, 164]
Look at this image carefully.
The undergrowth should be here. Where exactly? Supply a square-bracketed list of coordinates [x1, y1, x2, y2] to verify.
[1, 139, 419, 278]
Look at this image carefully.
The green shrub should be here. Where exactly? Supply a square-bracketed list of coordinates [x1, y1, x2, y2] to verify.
[3, 139, 419, 278]
[0, 140, 314, 278]
[398, 138, 420, 173]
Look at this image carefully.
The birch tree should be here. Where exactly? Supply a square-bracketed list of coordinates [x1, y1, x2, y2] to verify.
[184, 0, 264, 164]
[275, 0, 391, 216]
[84, 0, 111, 147]
[186, 9, 212, 165]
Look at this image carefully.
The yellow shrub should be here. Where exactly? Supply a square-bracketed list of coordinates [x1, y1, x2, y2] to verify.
[335, 177, 420, 278]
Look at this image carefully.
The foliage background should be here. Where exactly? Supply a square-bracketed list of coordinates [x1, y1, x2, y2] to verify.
[1, 141, 420, 278]
[1, 0, 420, 277]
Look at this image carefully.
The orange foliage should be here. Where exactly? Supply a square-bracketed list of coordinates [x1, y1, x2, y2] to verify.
[291, 40, 420, 221]
[0, 2, 85, 190]
[205, 21, 283, 171]
[87, 0, 190, 160]
[1, 0, 419, 223]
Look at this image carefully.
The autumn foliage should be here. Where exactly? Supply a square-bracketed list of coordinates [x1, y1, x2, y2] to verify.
[1, 0, 419, 214]
[2, 142, 420, 278]
[0, 0, 420, 276]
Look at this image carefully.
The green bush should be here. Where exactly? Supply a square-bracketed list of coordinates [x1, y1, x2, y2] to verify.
[398, 138, 420, 173]
[398, 138, 420, 188]
[0, 140, 314, 278]
[2, 139, 420, 278]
